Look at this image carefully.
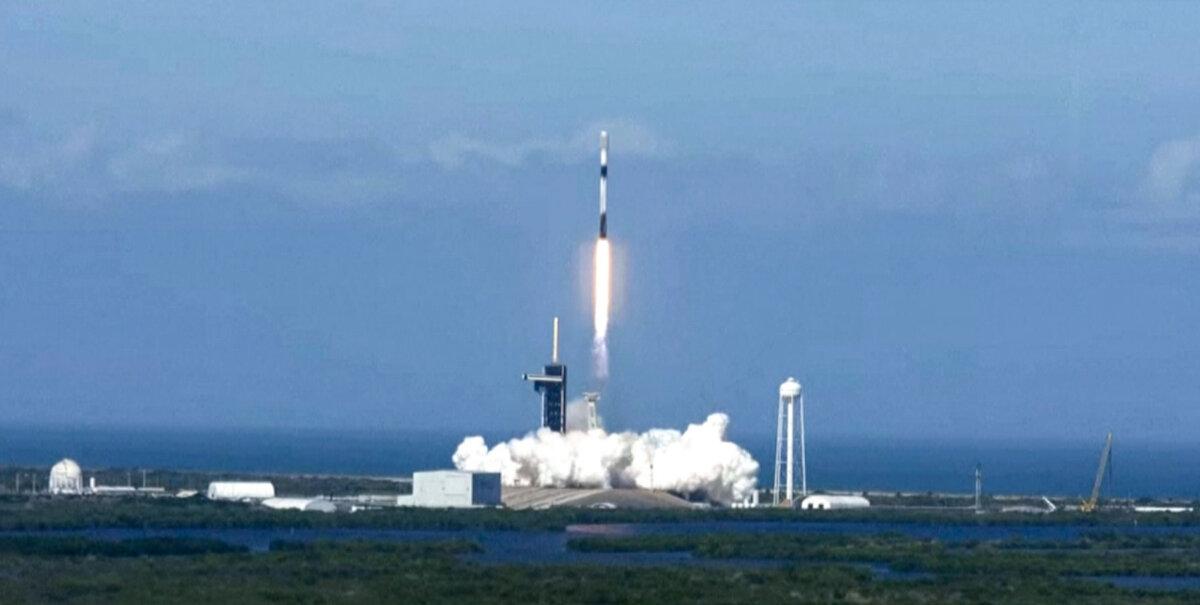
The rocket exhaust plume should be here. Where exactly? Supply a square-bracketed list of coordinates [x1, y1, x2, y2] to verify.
[593, 131, 611, 383]
[453, 412, 759, 504]
[593, 238, 611, 381]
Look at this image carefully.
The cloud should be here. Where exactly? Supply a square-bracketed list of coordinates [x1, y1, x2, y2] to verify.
[0, 118, 245, 201]
[0, 121, 99, 195]
[0, 116, 402, 205]
[428, 120, 673, 169]
[1136, 134, 1200, 222]
[0, 114, 674, 209]
[107, 134, 246, 194]
[1069, 134, 1200, 253]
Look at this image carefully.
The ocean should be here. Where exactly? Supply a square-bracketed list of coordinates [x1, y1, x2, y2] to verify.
[2, 426, 1196, 500]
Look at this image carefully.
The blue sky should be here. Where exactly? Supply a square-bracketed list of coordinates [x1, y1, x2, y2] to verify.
[1, 2, 1198, 442]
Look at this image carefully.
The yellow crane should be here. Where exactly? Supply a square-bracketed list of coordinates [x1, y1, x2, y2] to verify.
[1081, 432, 1113, 513]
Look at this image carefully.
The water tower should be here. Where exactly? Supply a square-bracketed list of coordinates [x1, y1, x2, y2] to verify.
[773, 377, 805, 506]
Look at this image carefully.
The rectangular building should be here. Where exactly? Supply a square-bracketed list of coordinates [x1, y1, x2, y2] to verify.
[397, 471, 501, 508]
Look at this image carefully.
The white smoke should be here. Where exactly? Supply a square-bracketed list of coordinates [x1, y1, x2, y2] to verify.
[564, 398, 596, 432]
[591, 337, 609, 383]
[452, 413, 759, 504]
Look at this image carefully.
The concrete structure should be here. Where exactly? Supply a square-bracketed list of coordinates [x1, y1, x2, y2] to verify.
[523, 318, 567, 432]
[397, 471, 501, 508]
[206, 481, 275, 501]
[48, 459, 84, 495]
[800, 494, 870, 510]
[262, 497, 337, 513]
[773, 377, 804, 506]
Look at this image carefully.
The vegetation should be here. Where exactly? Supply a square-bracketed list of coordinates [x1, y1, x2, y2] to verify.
[569, 532, 1200, 577]
[0, 535, 246, 557]
[0, 536, 1197, 603]
[3, 492, 1200, 601]
[2, 495, 1200, 532]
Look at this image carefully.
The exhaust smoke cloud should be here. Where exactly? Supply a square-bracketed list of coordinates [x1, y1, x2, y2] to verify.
[452, 413, 759, 504]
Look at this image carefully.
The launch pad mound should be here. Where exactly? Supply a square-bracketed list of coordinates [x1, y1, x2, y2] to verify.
[503, 486, 693, 510]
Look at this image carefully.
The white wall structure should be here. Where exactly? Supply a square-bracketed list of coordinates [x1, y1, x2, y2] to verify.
[800, 494, 870, 510]
[206, 481, 276, 501]
[48, 458, 84, 495]
[262, 497, 337, 513]
[399, 471, 501, 508]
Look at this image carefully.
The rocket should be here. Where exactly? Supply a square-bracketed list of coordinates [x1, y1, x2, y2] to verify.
[599, 130, 608, 239]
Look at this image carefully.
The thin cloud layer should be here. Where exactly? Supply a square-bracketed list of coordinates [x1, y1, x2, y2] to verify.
[1141, 135, 1200, 221]
[428, 120, 672, 169]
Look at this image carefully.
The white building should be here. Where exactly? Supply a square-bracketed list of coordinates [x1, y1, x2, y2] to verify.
[262, 497, 338, 513]
[800, 494, 870, 510]
[397, 470, 501, 508]
[206, 481, 276, 501]
[48, 459, 84, 495]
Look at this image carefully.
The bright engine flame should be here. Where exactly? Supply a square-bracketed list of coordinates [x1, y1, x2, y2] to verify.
[592, 237, 611, 381]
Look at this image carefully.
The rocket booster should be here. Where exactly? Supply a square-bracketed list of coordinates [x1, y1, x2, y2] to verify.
[599, 131, 608, 239]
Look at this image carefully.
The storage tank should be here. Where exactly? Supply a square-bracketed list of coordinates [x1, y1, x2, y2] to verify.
[48, 458, 83, 495]
[206, 481, 275, 501]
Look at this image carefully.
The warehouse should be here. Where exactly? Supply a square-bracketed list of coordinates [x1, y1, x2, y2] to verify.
[206, 481, 276, 501]
[262, 497, 338, 513]
[397, 470, 501, 508]
[800, 494, 871, 510]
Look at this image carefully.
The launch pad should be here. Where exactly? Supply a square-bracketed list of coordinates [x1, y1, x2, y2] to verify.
[521, 131, 612, 434]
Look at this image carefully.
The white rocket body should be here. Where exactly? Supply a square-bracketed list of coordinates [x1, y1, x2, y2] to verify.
[599, 131, 608, 239]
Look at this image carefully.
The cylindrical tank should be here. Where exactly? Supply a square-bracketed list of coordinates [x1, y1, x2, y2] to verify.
[779, 377, 802, 398]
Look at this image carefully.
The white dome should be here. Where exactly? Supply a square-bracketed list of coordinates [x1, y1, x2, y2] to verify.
[50, 458, 82, 478]
[779, 377, 802, 398]
[49, 458, 84, 495]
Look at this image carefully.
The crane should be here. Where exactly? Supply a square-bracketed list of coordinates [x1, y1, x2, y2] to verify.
[1081, 432, 1113, 513]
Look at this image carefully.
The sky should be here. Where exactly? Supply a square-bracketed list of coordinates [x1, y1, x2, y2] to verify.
[1, 2, 1198, 443]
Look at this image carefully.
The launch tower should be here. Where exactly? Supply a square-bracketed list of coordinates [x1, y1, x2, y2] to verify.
[523, 317, 567, 432]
